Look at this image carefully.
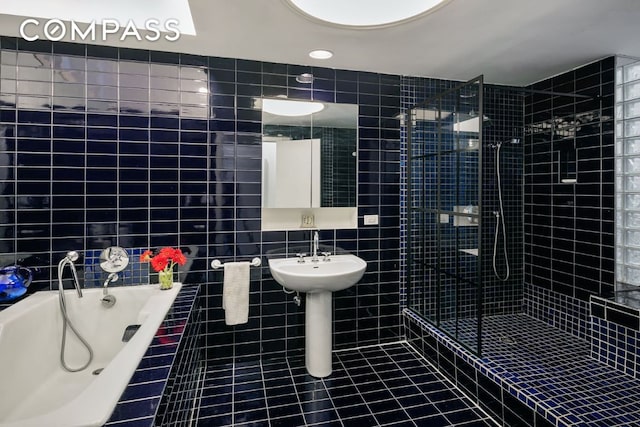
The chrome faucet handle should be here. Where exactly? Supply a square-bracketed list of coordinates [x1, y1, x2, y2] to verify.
[321, 252, 331, 262]
[295, 253, 307, 263]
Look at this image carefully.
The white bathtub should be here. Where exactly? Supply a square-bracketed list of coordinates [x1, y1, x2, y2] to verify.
[0, 283, 182, 427]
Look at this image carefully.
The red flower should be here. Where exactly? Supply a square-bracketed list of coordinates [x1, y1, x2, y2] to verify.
[140, 250, 153, 262]
[159, 247, 177, 258]
[140, 247, 186, 273]
[151, 254, 169, 272]
[174, 251, 187, 266]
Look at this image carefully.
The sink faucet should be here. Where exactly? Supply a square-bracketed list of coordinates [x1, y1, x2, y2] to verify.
[311, 231, 319, 263]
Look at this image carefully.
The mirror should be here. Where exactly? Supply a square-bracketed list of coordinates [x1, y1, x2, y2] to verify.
[261, 100, 358, 209]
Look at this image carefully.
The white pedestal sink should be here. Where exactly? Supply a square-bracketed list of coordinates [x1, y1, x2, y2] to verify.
[268, 254, 366, 377]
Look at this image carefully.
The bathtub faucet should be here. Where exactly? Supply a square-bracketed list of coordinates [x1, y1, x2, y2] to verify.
[58, 251, 82, 298]
[103, 272, 118, 296]
[102, 272, 118, 308]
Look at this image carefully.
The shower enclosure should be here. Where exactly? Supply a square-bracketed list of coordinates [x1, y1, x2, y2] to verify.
[407, 76, 524, 355]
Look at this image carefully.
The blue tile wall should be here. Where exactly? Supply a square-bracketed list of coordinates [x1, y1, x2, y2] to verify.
[590, 295, 640, 379]
[84, 247, 149, 288]
[524, 281, 590, 340]
[0, 37, 403, 366]
[204, 68, 403, 363]
[524, 57, 616, 302]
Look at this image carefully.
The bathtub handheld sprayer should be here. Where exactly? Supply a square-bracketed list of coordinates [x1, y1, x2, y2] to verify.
[58, 251, 94, 372]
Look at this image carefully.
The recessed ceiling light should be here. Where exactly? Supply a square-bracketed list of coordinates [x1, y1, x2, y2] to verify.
[287, 0, 450, 28]
[309, 49, 333, 60]
[262, 98, 325, 117]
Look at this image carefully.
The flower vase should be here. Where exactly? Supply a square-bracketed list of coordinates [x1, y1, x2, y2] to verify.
[158, 269, 173, 290]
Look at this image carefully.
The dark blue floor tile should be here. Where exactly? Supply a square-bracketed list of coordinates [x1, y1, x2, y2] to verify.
[270, 415, 306, 426]
[335, 403, 372, 419]
[196, 343, 492, 427]
[267, 393, 300, 407]
[436, 397, 471, 413]
[374, 408, 413, 425]
[405, 402, 440, 419]
[301, 399, 334, 413]
[368, 398, 402, 413]
[267, 403, 302, 418]
[413, 414, 450, 426]
[444, 408, 488, 424]
[341, 415, 378, 426]
[197, 413, 232, 426]
[198, 403, 232, 418]
[233, 408, 268, 424]
[302, 408, 340, 425]
[235, 398, 268, 412]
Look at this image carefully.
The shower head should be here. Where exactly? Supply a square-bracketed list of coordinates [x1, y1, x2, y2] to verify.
[489, 138, 520, 149]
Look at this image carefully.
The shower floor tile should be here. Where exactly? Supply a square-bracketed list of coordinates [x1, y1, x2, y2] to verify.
[195, 342, 496, 426]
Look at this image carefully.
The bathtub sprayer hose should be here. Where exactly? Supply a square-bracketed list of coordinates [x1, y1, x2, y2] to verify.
[58, 260, 94, 372]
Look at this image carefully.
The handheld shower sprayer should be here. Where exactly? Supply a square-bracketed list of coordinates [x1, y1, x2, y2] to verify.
[57, 250, 94, 372]
[65, 251, 79, 262]
[491, 139, 520, 282]
[62, 251, 82, 298]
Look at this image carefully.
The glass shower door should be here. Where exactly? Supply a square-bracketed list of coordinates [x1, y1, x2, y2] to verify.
[408, 76, 483, 355]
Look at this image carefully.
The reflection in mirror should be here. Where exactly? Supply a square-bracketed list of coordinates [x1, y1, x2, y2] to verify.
[261, 99, 358, 208]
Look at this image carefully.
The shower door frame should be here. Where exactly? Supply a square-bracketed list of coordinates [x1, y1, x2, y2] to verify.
[407, 75, 484, 356]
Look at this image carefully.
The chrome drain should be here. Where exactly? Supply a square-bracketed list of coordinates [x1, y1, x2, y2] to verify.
[497, 335, 517, 345]
[92, 368, 104, 375]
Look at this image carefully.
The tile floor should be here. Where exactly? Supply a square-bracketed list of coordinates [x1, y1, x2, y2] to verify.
[195, 342, 496, 426]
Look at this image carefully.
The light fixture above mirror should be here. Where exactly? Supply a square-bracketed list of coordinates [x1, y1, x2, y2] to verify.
[261, 98, 325, 117]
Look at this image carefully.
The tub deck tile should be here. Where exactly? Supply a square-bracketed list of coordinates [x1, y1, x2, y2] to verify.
[105, 284, 200, 426]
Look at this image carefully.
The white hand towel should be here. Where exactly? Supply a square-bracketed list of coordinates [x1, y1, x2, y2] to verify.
[222, 261, 250, 325]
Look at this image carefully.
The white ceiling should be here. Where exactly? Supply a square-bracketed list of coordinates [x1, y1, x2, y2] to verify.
[1, 0, 639, 85]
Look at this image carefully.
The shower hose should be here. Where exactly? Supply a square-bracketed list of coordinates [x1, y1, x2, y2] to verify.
[493, 141, 510, 282]
[58, 258, 94, 372]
